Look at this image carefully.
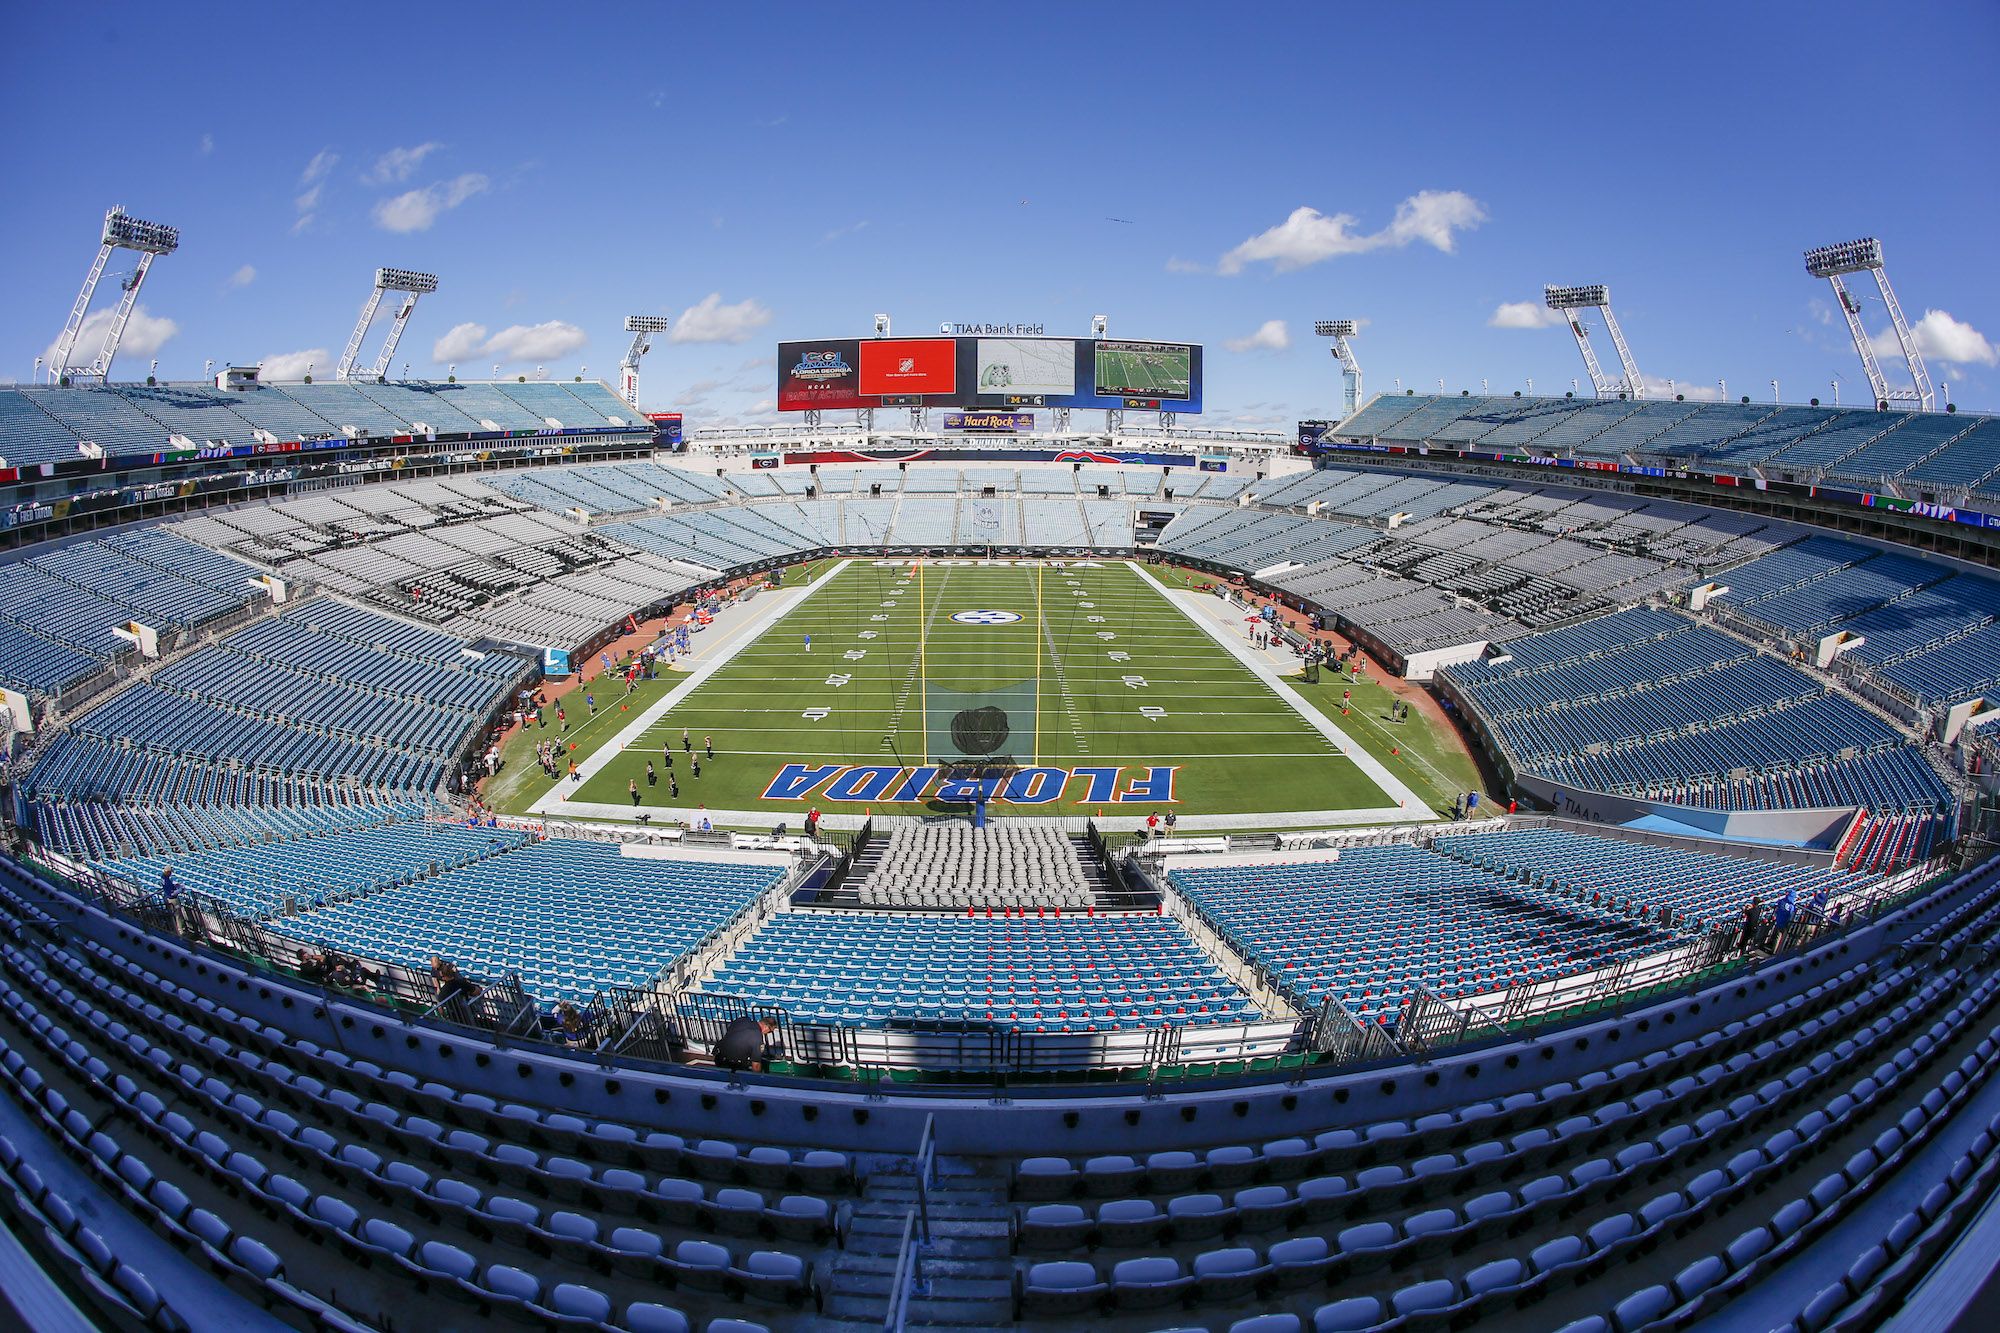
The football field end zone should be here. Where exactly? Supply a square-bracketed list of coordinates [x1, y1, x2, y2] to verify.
[1127, 560, 1432, 824]
[527, 559, 854, 818]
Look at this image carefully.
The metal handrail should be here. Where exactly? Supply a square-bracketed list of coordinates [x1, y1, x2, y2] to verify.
[913, 1113, 936, 1244]
[882, 1208, 921, 1333]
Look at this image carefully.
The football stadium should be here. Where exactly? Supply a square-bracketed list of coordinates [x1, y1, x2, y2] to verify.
[3, 10, 2000, 1332]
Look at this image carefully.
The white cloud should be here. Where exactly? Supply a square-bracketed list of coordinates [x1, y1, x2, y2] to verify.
[228, 265, 257, 289]
[1225, 319, 1291, 353]
[1489, 300, 1566, 330]
[1218, 190, 1487, 275]
[299, 149, 337, 185]
[1638, 375, 1725, 402]
[820, 219, 870, 244]
[1164, 256, 1207, 274]
[431, 322, 490, 363]
[199, 133, 214, 156]
[1871, 309, 1997, 367]
[669, 293, 773, 345]
[371, 172, 488, 233]
[366, 142, 444, 185]
[481, 321, 587, 363]
[293, 149, 338, 231]
[46, 306, 178, 369]
[258, 348, 329, 381]
[1382, 190, 1488, 252]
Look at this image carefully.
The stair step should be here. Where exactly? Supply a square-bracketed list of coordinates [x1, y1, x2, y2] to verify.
[850, 1220, 1012, 1245]
[832, 1268, 1016, 1299]
[852, 1198, 1009, 1214]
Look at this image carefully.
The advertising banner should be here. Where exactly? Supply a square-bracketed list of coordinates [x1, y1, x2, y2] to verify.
[944, 411, 1034, 432]
[858, 339, 957, 397]
[777, 339, 865, 411]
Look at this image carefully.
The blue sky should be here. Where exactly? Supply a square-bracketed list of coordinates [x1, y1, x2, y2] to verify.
[3, 2, 1996, 424]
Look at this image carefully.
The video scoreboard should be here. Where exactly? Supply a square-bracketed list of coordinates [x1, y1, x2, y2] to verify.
[777, 335, 1203, 413]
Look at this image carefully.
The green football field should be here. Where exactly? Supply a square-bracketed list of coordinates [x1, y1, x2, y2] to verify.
[1094, 347, 1191, 399]
[539, 559, 1410, 819]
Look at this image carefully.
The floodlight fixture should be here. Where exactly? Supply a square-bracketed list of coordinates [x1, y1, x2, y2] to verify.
[1315, 319, 1364, 415]
[1802, 236, 1932, 409]
[102, 208, 179, 255]
[620, 315, 676, 407]
[375, 267, 439, 294]
[1544, 284, 1610, 311]
[48, 206, 183, 382]
[339, 268, 440, 379]
[1803, 238, 1884, 279]
[1544, 284, 1643, 399]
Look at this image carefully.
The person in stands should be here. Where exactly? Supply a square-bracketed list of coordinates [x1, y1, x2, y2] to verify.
[712, 1015, 779, 1072]
[431, 956, 481, 1011]
[159, 866, 179, 902]
[1736, 897, 1763, 955]
[545, 1002, 593, 1047]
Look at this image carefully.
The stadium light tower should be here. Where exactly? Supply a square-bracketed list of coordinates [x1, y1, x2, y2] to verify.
[48, 207, 181, 384]
[619, 315, 674, 408]
[1803, 238, 1934, 411]
[1545, 285, 1644, 400]
[336, 267, 439, 382]
[1314, 320, 1363, 417]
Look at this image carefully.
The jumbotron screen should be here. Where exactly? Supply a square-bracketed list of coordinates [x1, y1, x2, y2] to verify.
[778, 336, 1202, 412]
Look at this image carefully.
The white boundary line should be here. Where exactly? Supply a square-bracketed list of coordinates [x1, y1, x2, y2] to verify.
[528, 559, 854, 816]
[1127, 560, 1433, 823]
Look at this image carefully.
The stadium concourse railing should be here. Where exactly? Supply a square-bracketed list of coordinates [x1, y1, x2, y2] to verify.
[1128, 817, 1957, 1056]
[17, 841, 1316, 1084]
[1400, 855, 1951, 1049]
[8, 835, 1958, 1088]
[24, 851, 545, 1038]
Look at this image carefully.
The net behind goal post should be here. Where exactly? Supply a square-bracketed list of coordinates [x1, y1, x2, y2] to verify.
[916, 560, 1042, 772]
